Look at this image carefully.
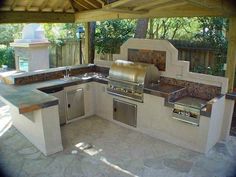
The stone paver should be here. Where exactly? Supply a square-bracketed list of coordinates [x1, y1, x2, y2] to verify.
[0, 102, 236, 177]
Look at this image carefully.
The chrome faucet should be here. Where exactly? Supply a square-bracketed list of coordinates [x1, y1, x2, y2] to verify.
[64, 66, 71, 78]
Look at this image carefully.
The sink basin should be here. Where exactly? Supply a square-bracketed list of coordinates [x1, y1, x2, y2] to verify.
[60, 76, 79, 82]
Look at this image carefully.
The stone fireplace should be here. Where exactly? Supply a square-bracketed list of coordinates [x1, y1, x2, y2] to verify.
[10, 24, 50, 72]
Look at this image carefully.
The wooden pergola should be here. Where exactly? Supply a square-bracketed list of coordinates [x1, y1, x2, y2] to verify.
[0, 0, 236, 92]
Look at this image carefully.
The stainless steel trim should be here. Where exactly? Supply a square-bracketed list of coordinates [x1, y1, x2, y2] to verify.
[172, 115, 199, 126]
[172, 111, 200, 126]
[107, 89, 143, 103]
[107, 76, 143, 86]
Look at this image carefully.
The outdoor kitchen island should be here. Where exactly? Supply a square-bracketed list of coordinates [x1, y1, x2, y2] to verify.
[0, 39, 230, 156]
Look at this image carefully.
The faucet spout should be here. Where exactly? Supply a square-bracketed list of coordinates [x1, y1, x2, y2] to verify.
[64, 66, 71, 78]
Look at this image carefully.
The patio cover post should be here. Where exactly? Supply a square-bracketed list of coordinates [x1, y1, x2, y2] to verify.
[84, 22, 90, 64]
[226, 17, 236, 92]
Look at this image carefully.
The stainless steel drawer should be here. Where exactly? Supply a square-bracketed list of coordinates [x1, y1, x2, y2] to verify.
[113, 99, 137, 127]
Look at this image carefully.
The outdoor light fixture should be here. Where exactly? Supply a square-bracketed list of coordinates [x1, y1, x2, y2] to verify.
[76, 26, 85, 64]
[76, 26, 85, 39]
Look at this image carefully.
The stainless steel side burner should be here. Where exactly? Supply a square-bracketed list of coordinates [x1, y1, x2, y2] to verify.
[172, 97, 207, 126]
[107, 60, 160, 102]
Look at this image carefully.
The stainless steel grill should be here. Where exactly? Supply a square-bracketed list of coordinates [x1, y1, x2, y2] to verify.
[107, 60, 160, 102]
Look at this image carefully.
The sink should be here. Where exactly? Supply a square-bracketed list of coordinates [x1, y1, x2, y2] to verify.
[60, 76, 79, 82]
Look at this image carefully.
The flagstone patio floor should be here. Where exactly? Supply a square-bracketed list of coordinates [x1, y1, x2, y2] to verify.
[0, 101, 236, 177]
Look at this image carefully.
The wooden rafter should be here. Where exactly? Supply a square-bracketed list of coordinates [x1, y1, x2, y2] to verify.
[84, 0, 101, 8]
[74, 0, 95, 10]
[102, 7, 147, 14]
[11, 0, 18, 10]
[104, 0, 135, 9]
[70, 0, 86, 11]
[26, 0, 33, 10]
[150, 1, 188, 11]
[52, 0, 64, 11]
[66, 0, 75, 12]
[40, 0, 48, 11]
[186, 0, 222, 9]
[95, 0, 105, 7]
[133, 0, 175, 11]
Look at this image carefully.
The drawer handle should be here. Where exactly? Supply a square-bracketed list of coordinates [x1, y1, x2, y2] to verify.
[68, 104, 71, 108]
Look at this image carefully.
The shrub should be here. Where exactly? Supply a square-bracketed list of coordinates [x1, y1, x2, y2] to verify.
[0, 45, 15, 69]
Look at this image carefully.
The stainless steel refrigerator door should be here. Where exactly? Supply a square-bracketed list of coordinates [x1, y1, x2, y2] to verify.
[66, 88, 85, 121]
[113, 99, 137, 127]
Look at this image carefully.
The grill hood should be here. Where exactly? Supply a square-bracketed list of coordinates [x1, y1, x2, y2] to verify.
[108, 60, 160, 86]
[107, 60, 160, 102]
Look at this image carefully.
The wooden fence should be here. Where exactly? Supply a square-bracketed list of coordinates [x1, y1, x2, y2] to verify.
[178, 48, 216, 71]
[49, 40, 220, 73]
[49, 40, 82, 68]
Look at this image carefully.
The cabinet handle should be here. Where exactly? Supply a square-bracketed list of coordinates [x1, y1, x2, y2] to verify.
[114, 108, 117, 112]
[68, 104, 71, 108]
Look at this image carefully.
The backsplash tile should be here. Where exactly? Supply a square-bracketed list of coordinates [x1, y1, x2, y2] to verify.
[160, 76, 221, 100]
[14, 67, 95, 85]
[128, 48, 166, 71]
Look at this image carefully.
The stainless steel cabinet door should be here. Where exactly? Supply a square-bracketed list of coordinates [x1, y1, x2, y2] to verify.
[66, 88, 85, 121]
[113, 99, 137, 127]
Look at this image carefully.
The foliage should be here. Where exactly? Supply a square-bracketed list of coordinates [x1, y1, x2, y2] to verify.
[0, 46, 15, 68]
[43, 23, 82, 46]
[147, 17, 199, 40]
[194, 17, 228, 76]
[0, 24, 23, 46]
[95, 19, 135, 54]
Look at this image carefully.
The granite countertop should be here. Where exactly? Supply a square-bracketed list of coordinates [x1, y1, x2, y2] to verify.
[0, 69, 211, 116]
[0, 72, 108, 114]
[144, 83, 186, 96]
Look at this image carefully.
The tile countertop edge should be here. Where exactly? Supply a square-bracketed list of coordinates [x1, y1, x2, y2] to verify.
[19, 100, 59, 114]
[226, 92, 236, 100]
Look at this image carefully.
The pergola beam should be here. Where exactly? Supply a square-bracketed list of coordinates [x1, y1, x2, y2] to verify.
[0, 11, 75, 23]
[75, 3, 235, 22]
[226, 17, 236, 92]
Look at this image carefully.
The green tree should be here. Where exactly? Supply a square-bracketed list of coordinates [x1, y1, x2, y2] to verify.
[194, 17, 228, 76]
[147, 17, 198, 40]
[43, 23, 82, 45]
[95, 19, 135, 54]
[0, 24, 23, 46]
